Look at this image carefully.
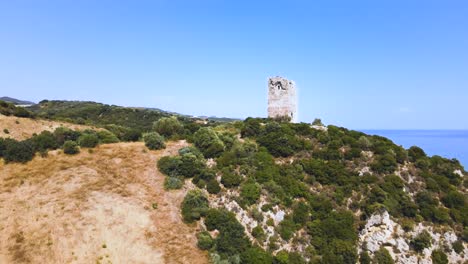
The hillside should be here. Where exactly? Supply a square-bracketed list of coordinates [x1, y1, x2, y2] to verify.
[0, 141, 207, 263]
[0, 104, 467, 264]
[0, 97, 35, 105]
[0, 115, 100, 140]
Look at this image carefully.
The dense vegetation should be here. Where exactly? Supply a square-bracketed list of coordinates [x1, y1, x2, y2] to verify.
[28, 100, 223, 141]
[156, 117, 467, 264]
[0, 127, 121, 162]
[0, 100, 34, 118]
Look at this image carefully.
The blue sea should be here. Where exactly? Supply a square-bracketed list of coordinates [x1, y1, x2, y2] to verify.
[360, 130, 468, 169]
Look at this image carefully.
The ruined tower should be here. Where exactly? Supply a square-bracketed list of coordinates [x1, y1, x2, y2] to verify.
[268, 76, 298, 122]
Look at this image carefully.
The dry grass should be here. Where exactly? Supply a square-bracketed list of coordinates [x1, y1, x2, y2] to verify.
[0, 114, 99, 140]
[0, 141, 208, 264]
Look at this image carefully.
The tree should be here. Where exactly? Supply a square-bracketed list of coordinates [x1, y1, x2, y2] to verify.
[193, 127, 225, 158]
[153, 117, 184, 137]
[181, 189, 209, 223]
[373, 247, 394, 264]
[63, 140, 80, 155]
[143, 132, 166, 150]
[312, 118, 324, 126]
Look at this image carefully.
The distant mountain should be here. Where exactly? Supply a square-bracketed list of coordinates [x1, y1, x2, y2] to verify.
[0, 96, 35, 105]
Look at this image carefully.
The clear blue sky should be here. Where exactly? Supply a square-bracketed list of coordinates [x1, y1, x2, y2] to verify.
[1, 0, 467, 129]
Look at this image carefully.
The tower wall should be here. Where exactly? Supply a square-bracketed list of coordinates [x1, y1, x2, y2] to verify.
[267, 76, 298, 122]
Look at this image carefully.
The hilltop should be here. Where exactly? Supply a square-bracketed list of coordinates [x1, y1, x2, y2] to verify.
[0, 97, 35, 106]
[0, 100, 466, 264]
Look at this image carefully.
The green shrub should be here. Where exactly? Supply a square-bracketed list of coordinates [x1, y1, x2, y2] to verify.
[196, 231, 214, 250]
[205, 209, 249, 256]
[164, 177, 183, 190]
[240, 246, 273, 264]
[452, 240, 464, 254]
[181, 189, 209, 223]
[153, 117, 184, 138]
[97, 130, 119, 144]
[157, 156, 182, 176]
[63, 140, 80, 155]
[3, 128, 9, 134]
[0, 138, 6, 157]
[178, 153, 205, 178]
[3, 139, 35, 163]
[193, 127, 225, 158]
[408, 146, 427, 162]
[206, 179, 221, 194]
[278, 216, 296, 241]
[411, 231, 432, 253]
[78, 133, 99, 148]
[240, 181, 261, 205]
[359, 251, 371, 264]
[252, 225, 265, 240]
[143, 132, 165, 150]
[431, 249, 448, 264]
[221, 169, 242, 188]
[373, 247, 394, 264]
[53, 127, 81, 145]
[31, 131, 59, 152]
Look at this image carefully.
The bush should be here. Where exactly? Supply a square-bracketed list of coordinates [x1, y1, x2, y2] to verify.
[78, 133, 99, 148]
[157, 156, 182, 176]
[63, 140, 80, 155]
[3, 139, 35, 163]
[452, 240, 464, 254]
[153, 117, 184, 138]
[240, 181, 261, 205]
[193, 127, 225, 158]
[31, 131, 59, 152]
[411, 231, 432, 253]
[206, 179, 221, 194]
[240, 246, 273, 264]
[0, 138, 5, 157]
[53, 127, 81, 145]
[164, 177, 183, 190]
[181, 189, 209, 223]
[221, 169, 242, 188]
[196, 231, 214, 250]
[178, 153, 205, 178]
[408, 146, 427, 162]
[97, 130, 119, 144]
[252, 225, 265, 240]
[373, 247, 394, 264]
[143, 132, 165, 150]
[431, 249, 448, 264]
[359, 251, 371, 264]
[278, 217, 296, 241]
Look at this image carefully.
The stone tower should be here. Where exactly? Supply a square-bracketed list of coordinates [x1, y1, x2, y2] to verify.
[268, 76, 298, 122]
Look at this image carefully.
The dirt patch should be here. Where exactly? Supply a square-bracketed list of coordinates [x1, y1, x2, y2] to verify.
[0, 141, 208, 263]
[0, 114, 99, 140]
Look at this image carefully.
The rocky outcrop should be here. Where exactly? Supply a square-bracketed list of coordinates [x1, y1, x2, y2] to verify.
[359, 211, 467, 264]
